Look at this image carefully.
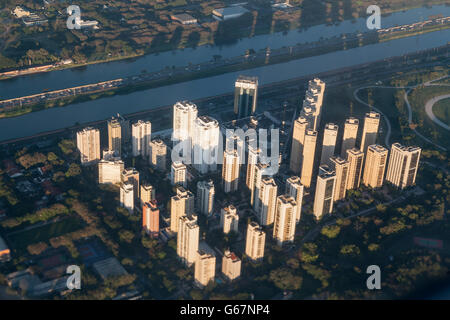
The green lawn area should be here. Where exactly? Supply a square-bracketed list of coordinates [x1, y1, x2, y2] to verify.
[432, 98, 450, 127]
[408, 86, 450, 146]
[7, 216, 84, 254]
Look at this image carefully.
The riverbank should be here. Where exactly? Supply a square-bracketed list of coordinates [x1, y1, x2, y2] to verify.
[1, 3, 448, 82]
[0, 45, 447, 146]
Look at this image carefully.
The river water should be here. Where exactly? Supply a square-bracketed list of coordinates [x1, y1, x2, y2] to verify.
[0, 6, 449, 141]
[0, 5, 448, 100]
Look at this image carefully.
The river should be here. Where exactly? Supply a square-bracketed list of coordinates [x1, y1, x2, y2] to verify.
[0, 26, 448, 142]
[0, 5, 449, 100]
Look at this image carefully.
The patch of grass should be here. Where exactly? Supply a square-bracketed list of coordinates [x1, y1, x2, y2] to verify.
[432, 98, 450, 126]
[7, 216, 84, 254]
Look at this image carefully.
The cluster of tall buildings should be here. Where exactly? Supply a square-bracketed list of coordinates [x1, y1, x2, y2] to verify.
[286, 83, 421, 220]
[74, 74, 422, 289]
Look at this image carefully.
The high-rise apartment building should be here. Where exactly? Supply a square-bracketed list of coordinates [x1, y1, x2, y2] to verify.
[222, 250, 241, 281]
[346, 148, 364, 190]
[170, 186, 195, 233]
[256, 177, 277, 226]
[220, 205, 239, 234]
[171, 161, 187, 187]
[192, 116, 220, 174]
[177, 214, 199, 266]
[330, 156, 349, 201]
[117, 114, 131, 143]
[76, 127, 100, 165]
[320, 123, 338, 166]
[386, 143, 421, 189]
[289, 116, 308, 174]
[313, 165, 336, 220]
[273, 195, 297, 246]
[234, 75, 258, 119]
[140, 183, 155, 207]
[98, 154, 124, 184]
[252, 162, 271, 210]
[132, 120, 152, 157]
[142, 200, 159, 238]
[196, 180, 215, 217]
[360, 112, 380, 154]
[172, 101, 198, 162]
[108, 117, 122, 157]
[363, 144, 388, 188]
[195, 248, 216, 287]
[285, 176, 304, 223]
[300, 129, 317, 188]
[122, 168, 140, 201]
[149, 139, 167, 171]
[245, 222, 266, 262]
[341, 117, 359, 158]
[246, 146, 260, 194]
[222, 149, 240, 193]
[300, 78, 326, 131]
[120, 182, 134, 213]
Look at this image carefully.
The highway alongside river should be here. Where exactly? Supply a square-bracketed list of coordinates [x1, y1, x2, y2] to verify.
[0, 5, 448, 100]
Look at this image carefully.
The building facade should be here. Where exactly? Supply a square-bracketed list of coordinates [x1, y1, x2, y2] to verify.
[341, 117, 359, 158]
[76, 127, 100, 165]
[285, 176, 304, 223]
[386, 143, 421, 189]
[363, 144, 388, 188]
[131, 120, 152, 157]
[346, 148, 364, 190]
[313, 165, 336, 220]
[360, 112, 380, 154]
[220, 205, 239, 234]
[222, 149, 240, 193]
[234, 75, 258, 119]
[273, 195, 297, 246]
[196, 180, 215, 217]
[245, 222, 266, 262]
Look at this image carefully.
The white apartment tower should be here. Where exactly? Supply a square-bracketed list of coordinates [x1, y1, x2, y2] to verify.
[246, 146, 260, 194]
[120, 183, 134, 213]
[220, 205, 239, 234]
[140, 183, 155, 207]
[77, 127, 100, 165]
[346, 148, 364, 190]
[245, 222, 266, 262]
[360, 112, 380, 154]
[98, 154, 124, 184]
[256, 177, 277, 226]
[108, 117, 122, 157]
[196, 180, 215, 217]
[285, 176, 304, 223]
[195, 250, 216, 287]
[192, 116, 220, 174]
[313, 165, 336, 220]
[320, 123, 338, 166]
[222, 149, 240, 193]
[170, 186, 195, 233]
[300, 129, 318, 188]
[177, 214, 199, 266]
[171, 161, 187, 187]
[386, 143, 421, 189]
[330, 156, 349, 201]
[222, 250, 241, 281]
[131, 120, 151, 157]
[363, 144, 388, 188]
[341, 117, 359, 158]
[273, 195, 297, 246]
[172, 101, 198, 161]
[251, 162, 269, 208]
[289, 116, 308, 174]
[149, 139, 167, 171]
